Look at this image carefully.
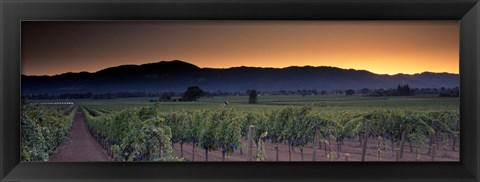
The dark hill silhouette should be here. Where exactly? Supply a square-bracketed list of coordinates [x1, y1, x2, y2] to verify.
[21, 60, 459, 94]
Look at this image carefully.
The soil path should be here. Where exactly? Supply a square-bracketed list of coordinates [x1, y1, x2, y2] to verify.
[49, 111, 112, 161]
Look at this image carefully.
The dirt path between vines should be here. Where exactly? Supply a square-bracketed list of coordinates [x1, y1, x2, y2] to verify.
[49, 111, 112, 161]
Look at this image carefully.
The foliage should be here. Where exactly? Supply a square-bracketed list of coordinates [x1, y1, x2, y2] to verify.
[182, 86, 204, 101]
[247, 89, 258, 104]
[160, 92, 173, 102]
[83, 105, 177, 161]
[21, 105, 77, 161]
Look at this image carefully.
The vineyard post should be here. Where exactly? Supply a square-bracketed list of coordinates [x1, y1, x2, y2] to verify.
[382, 136, 387, 150]
[275, 143, 279, 161]
[192, 142, 195, 161]
[205, 148, 208, 161]
[431, 144, 436, 161]
[288, 142, 292, 161]
[452, 120, 459, 151]
[312, 128, 320, 161]
[337, 141, 341, 158]
[395, 148, 400, 161]
[361, 119, 371, 161]
[409, 141, 413, 152]
[324, 140, 328, 158]
[222, 148, 226, 161]
[359, 134, 362, 146]
[300, 147, 304, 161]
[180, 143, 184, 157]
[428, 120, 435, 155]
[106, 141, 110, 155]
[399, 129, 407, 158]
[247, 125, 254, 161]
[415, 146, 420, 161]
[443, 134, 448, 156]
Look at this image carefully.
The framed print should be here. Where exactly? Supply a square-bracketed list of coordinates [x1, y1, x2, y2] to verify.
[19, 20, 461, 162]
[1, 0, 479, 182]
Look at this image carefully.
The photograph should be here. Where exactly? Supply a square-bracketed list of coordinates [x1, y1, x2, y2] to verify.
[20, 21, 460, 162]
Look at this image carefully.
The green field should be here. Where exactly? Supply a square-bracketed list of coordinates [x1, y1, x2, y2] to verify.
[33, 95, 459, 113]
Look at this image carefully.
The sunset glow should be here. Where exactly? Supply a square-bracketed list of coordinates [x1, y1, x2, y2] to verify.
[22, 21, 459, 76]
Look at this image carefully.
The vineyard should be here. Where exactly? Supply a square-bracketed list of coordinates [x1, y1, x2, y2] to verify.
[20, 95, 459, 161]
[79, 101, 459, 161]
[21, 103, 77, 161]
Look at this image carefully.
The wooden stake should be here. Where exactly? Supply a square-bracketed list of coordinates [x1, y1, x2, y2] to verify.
[192, 142, 195, 161]
[300, 148, 304, 161]
[361, 119, 371, 161]
[247, 125, 254, 161]
[399, 129, 407, 158]
[205, 148, 208, 161]
[324, 141, 328, 158]
[452, 120, 459, 151]
[337, 141, 341, 158]
[409, 141, 413, 152]
[222, 150, 225, 161]
[428, 120, 435, 155]
[431, 144, 436, 161]
[180, 143, 184, 157]
[312, 128, 320, 161]
[288, 142, 292, 161]
[275, 143, 279, 161]
[395, 148, 400, 161]
[416, 147, 420, 161]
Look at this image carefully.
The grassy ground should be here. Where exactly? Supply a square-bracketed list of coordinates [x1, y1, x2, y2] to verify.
[32, 94, 459, 113]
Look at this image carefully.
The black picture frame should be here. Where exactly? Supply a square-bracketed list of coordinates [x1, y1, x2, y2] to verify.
[1, 0, 479, 181]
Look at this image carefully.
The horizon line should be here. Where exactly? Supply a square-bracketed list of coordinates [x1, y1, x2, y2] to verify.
[22, 60, 459, 77]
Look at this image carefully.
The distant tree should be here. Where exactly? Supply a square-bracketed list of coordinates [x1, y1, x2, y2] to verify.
[247, 89, 258, 104]
[359, 88, 370, 95]
[369, 89, 385, 97]
[160, 92, 172, 102]
[182, 86, 204, 101]
[397, 84, 414, 96]
[345, 89, 355, 96]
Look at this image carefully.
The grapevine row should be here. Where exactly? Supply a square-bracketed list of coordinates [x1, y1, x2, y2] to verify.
[21, 104, 77, 161]
[83, 104, 459, 161]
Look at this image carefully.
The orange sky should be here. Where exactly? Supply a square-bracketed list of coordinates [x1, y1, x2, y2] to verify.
[21, 21, 459, 76]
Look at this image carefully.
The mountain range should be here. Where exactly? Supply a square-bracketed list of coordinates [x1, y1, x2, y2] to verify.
[21, 60, 459, 95]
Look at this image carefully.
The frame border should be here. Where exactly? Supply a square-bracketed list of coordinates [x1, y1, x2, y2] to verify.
[1, 0, 479, 182]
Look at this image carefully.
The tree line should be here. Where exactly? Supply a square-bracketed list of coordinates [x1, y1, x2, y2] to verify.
[23, 85, 459, 100]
